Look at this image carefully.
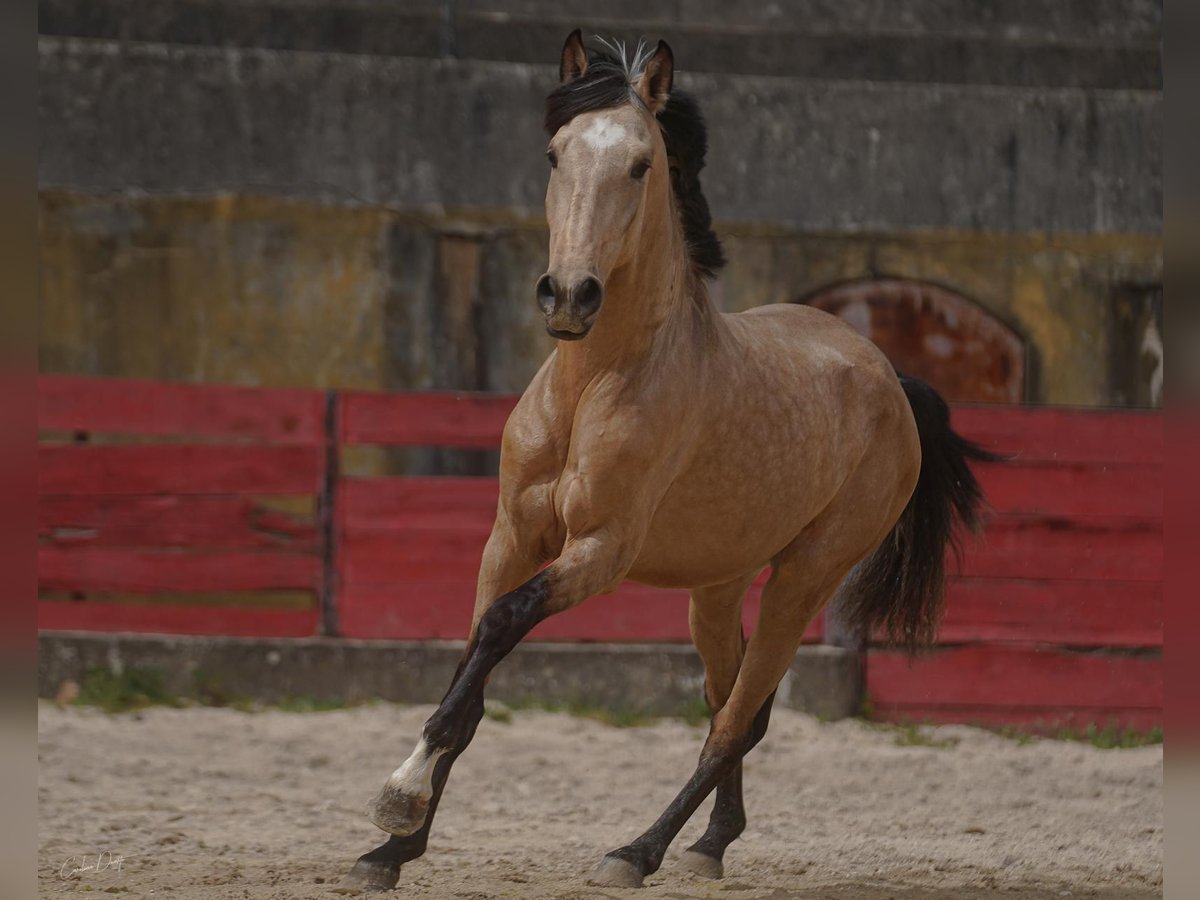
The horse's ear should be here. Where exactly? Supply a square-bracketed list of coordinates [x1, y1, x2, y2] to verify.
[636, 40, 674, 114]
[560, 29, 588, 83]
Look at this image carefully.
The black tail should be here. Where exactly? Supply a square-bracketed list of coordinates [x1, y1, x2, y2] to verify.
[835, 375, 1004, 655]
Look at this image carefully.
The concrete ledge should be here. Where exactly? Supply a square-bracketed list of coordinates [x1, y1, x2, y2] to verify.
[37, 632, 863, 721]
[38, 37, 1162, 234]
[36, 0, 1161, 89]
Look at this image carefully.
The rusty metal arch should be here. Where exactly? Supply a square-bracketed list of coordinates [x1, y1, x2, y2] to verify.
[798, 278, 1025, 404]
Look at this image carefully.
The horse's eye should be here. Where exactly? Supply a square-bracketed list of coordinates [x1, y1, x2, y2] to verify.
[546, 149, 558, 168]
[631, 160, 651, 180]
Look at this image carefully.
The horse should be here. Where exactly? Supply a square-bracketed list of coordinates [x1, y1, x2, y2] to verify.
[340, 31, 996, 892]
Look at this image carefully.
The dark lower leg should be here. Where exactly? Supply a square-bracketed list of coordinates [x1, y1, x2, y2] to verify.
[424, 572, 550, 749]
[345, 574, 552, 889]
[596, 692, 776, 885]
[343, 752, 458, 890]
[684, 765, 745, 862]
[684, 690, 776, 867]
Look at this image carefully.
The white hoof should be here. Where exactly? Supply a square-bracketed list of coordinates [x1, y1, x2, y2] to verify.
[678, 849, 724, 879]
[334, 858, 400, 893]
[366, 784, 430, 837]
[588, 855, 645, 888]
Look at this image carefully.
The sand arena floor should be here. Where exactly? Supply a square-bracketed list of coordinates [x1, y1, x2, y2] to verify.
[38, 702, 1162, 898]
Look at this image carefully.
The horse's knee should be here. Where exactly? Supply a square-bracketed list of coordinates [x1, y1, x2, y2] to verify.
[472, 572, 551, 659]
[707, 690, 777, 763]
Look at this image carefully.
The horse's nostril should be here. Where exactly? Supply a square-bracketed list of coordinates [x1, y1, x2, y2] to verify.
[535, 274, 557, 314]
[572, 277, 604, 316]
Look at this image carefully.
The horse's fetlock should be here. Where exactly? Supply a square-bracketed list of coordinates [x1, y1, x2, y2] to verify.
[421, 715, 455, 752]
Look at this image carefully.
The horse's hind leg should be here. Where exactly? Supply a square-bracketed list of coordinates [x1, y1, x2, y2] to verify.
[591, 560, 843, 889]
[676, 574, 757, 880]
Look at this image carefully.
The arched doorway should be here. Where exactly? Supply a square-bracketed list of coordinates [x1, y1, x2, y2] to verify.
[799, 279, 1025, 404]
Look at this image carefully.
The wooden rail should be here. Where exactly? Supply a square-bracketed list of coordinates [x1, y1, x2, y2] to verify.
[38, 375, 1162, 729]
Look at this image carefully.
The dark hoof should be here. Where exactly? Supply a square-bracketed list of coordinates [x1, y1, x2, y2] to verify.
[678, 849, 724, 879]
[333, 858, 400, 893]
[366, 784, 430, 837]
[588, 855, 645, 888]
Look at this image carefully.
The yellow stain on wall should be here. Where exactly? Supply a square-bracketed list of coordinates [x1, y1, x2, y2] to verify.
[39, 191, 1161, 407]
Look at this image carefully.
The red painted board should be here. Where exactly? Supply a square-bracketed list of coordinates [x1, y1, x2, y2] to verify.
[976, 463, 1161, 518]
[338, 477, 499, 530]
[38, 374, 325, 444]
[39, 495, 317, 551]
[335, 571, 822, 643]
[952, 405, 1162, 466]
[867, 645, 1162, 710]
[340, 391, 517, 448]
[338, 530, 490, 586]
[961, 515, 1162, 582]
[39, 546, 321, 593]
[38, 600, 319, 637]
[39, 445, 324, 496]
[869, 703, 1162, 732]
[937, 578, 1162, 647]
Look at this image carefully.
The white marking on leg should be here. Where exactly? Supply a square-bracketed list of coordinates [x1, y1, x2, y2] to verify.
[581, 114, 628, 151]
[386, 737, 447, 800]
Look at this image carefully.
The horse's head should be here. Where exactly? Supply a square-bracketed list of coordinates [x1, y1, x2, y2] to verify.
[537, 31, 675, 341]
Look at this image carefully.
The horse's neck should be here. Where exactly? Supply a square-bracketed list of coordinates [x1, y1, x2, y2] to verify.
[549, 251, 709, 407]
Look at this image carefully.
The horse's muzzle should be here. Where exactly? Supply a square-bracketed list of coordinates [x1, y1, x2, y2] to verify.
[536, 273, 603, 340]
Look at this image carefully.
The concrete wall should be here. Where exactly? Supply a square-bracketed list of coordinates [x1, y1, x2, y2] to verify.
[37, 1, 1163, 422]
[39, 38, 1160, 234]
[40, 191, 1161, 409]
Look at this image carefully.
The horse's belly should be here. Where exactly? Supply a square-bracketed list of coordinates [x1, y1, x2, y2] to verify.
[625, 473, 818, 589]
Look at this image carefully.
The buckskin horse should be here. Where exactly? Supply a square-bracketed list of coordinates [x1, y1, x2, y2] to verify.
[341, 31, 995, 892]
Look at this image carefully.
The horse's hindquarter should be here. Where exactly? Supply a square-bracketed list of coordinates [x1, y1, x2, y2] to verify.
[628, 304, 916, 589]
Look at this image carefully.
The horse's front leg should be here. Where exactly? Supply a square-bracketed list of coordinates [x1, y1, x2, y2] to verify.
[340, 518, 540, 891]
[342, 524, 635, 891]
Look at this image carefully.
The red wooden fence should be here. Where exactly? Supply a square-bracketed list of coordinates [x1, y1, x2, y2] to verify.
[38, 376, 327, 637]
[868, 405, 1162, 730]
[38, 375, 1162, 730]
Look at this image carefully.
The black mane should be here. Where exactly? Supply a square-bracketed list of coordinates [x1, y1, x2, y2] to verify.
[544, 42, 726, 279]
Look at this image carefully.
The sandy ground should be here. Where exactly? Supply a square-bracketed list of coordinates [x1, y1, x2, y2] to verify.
[38, 701, 1162, 899]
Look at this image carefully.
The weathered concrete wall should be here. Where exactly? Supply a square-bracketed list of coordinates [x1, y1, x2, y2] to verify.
[37, 633, 864, 720]
[40, 191, 1162, 411]
[38, 0, 1163, 88]
[36, 3, 1163, 412]
[38, 38, 1161, 235]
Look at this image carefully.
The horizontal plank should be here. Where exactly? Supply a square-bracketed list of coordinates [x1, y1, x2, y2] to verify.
[338, 476, 498, 530]
[961, 515, 1161, 582]
[338, 530, 490, 585]
[867, 645, 1162, 710]
[339, 506, 1161, 587]
[937, 578, 1162, 647]
[39, 374, 325, 444]
[341, 466, 1162, 536]
[341, 520, 1163, 644]
[39, 445, 324, 496]
[869, 703, 1162, 732]
[336, 573, 823, 643]
[40, 495, 317, 551]
[952, 405, 1162, 466]
[39, 546, 321, 593]
[977, 462, 1161, 518]
[38, 600, 319, 637]
[340, 390, 516, 448]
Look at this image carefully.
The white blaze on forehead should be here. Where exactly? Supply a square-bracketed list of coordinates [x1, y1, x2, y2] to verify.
[580, 114, 629, 151]
[385, 737, 446, 798]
